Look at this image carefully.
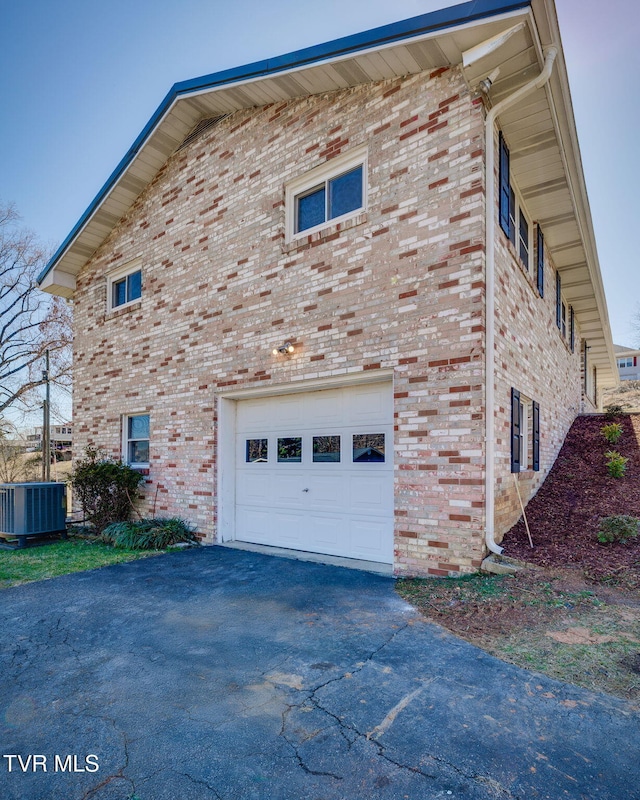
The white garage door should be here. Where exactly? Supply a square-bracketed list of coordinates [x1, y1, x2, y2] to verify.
[235, 382, 393, 563]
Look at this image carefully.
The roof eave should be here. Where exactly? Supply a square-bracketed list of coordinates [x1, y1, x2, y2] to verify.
[38, 0, 529, 290]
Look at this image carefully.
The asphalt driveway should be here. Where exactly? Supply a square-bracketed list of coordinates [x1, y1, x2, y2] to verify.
[1, 546, 639, 800]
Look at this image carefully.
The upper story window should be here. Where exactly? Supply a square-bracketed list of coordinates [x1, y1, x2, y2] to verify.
[107, 258, 142, 312]
[518, 210, 530, 269]
[286, 146, 367, 241]
[499, 133, 531, 271]
[570, 305, 575, 353]
[536, 225, 544, 297]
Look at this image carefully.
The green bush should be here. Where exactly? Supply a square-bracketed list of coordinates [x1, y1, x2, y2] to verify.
[601, 422, 623, 445]
[101, 518, 198, 550]
[71, 448, 144, 533]
[604, 450, 628, 478]
[604, 404, 624, 419]
[596, 515, 640, 544]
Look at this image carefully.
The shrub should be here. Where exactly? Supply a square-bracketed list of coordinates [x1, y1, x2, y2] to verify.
[604, 404, 624, 419]
[71, 448, 144, 533]
[101, 518, 198, 550]
[604, 450, 628, 478]
[596, 515, 640, 544]
[601, 422, 623, 445]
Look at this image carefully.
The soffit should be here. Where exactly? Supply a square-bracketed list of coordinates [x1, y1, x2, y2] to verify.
[459, 2, 616, 386]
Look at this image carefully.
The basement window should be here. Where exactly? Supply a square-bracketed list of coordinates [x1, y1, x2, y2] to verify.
[510, 389, 540, 473]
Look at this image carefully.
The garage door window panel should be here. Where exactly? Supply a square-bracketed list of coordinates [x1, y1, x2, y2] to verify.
[246, 439, 268, 463]
[278, 437, 302, 463]
[353, 433, 385, 463]
[313, 435, 341, 463]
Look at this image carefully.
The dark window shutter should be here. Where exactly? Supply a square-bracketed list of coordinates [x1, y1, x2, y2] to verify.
[556, 272, 562, 329]
[532, 401, 540, 471]
[511, 388, 521, 473]
[569, 306, 575, 352]
[537, 225, 544, 297]
[499, 133, 511, 237]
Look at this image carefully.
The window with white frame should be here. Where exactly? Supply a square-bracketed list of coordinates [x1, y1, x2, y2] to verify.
[518, 209, 530, 269]
[511, 388, 540, 473]
[107, 259, 142, 311]
[124, 414, 149, 467]
[285, 146, 367, 241]
[618, 357, 634, 368]
[499, 134, 532, 271]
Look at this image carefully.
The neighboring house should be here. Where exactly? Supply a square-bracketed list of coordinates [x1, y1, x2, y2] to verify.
[38, 0, 617, 577]
[27, 424, 73, 455]
[614, 345, 640, 381]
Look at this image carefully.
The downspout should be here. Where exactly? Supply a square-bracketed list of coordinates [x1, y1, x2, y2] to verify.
[484, 46, 558, 555]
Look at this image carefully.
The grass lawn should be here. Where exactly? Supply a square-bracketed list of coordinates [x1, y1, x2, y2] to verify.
[397, 568, 640, 700]
[0, 536, 160, 589]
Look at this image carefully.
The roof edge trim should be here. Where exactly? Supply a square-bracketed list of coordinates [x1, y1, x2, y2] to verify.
[38, 0, 529, 286]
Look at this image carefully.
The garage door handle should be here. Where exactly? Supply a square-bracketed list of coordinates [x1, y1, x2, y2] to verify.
[302, 488, 309, 492]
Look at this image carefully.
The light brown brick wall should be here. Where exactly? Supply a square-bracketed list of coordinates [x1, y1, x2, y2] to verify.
[491, 130, 584, 540]
[73, 66, 490, 576]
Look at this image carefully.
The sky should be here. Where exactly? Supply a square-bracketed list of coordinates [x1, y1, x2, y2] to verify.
[1, 0, 638, 351]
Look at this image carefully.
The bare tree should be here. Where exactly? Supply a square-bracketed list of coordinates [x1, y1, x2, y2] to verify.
[0, 420, 40, 483]
[0, 202, 72, 417]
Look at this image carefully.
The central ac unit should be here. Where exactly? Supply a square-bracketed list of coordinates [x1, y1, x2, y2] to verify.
[0, 482, 67, 548]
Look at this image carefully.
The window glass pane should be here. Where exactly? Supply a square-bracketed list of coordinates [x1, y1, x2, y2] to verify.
[128, 414, 149, 440]
[313, 435, 340, 463]
[508, 187, 516, 245]
[278, 437, 302, 463]
[113, 278, 127, 307]
[129, 440, 149, 464]
[246, 439, 268, 463]
[353, 434, 385, 463]
[296, 186, 325, 232]
[519, 211, 529, 268]
[127, 270, 142, 302]
[329, 166, 363, 220]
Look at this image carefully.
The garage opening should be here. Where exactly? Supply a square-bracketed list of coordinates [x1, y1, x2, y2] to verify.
[231, 381, 393, 564]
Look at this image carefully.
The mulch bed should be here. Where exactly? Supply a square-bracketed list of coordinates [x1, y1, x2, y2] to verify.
[502, 414, 640, 589]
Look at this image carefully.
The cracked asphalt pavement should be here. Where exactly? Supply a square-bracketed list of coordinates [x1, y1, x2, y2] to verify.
[1, 546, 639, 800]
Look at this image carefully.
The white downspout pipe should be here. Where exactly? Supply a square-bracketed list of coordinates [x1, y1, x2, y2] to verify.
[484, 46, 558, 555]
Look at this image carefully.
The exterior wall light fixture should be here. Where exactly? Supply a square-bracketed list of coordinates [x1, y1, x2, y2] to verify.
[272, 341, 295, 356]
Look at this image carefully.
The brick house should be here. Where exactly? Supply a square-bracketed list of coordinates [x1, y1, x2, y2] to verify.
[39, 0, 616, 576]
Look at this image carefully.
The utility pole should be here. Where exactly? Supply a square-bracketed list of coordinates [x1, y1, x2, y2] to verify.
[42, 350, 51, 482]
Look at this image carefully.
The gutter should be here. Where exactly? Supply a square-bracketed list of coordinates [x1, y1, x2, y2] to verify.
[484, 45, 558, 555]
